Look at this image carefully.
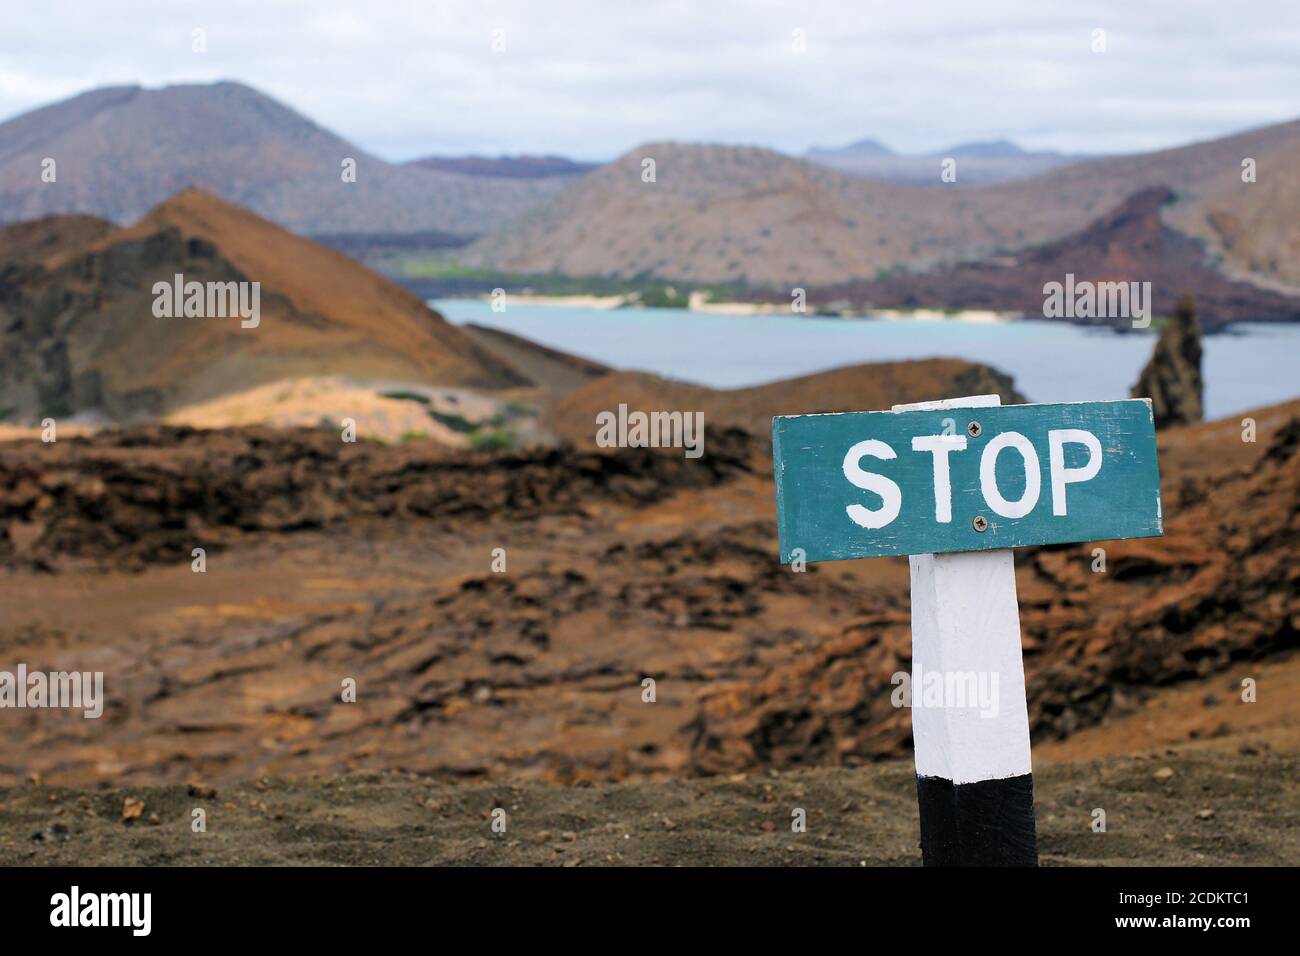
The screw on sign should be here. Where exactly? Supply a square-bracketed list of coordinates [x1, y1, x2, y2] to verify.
[771, 395, 1163, 865]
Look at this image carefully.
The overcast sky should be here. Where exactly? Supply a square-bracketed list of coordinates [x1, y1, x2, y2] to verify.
[3, 0, 1298, 162]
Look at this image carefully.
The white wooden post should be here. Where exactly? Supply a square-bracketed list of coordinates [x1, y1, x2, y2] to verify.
[891, 394, 1037, 866]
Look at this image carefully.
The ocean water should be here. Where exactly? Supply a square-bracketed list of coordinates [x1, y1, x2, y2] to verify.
[433, 298, 1300, 420]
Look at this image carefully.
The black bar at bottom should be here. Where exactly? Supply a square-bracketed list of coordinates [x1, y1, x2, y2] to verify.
[916, 772, 1039, 866]
[0, 863, 1276, 942]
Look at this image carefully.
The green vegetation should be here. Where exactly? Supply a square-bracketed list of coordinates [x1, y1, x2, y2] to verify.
[39, 399, 73, 419]
[0, 405, 15, 422]
[469, 428, 516, 451]
[376, 388, 532, 449]
[368, 251, 759, 309]
[427, 409, 478, 434]
[381, 389, 431, 405]
[502, 399, 537, 419]
[637, 284, 690, 308]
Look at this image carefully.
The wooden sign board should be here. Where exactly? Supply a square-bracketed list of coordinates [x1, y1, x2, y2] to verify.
[773, 399, 1162, 563]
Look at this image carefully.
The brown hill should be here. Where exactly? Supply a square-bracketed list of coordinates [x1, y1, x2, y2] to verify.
[0, 82, 565, 237]
[460, 142, 976, 286]
[789, 187, 1300, 329]
[1164, 134, 1300, 286]
[986, 120, 1300, 288]
[0, 213, 115, 268]
[0, 190, 527, 422]
[544, 358, 1025, 447]
[464, 122, 1300, 291]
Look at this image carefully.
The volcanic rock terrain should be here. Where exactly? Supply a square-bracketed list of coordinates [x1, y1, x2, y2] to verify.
[1, 376, 1294, 787]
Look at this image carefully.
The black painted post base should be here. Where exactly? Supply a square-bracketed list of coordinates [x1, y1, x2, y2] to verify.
[916, 773, 1039, 866]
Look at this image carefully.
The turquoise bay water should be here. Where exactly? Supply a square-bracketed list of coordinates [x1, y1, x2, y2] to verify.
[433, 298, 1300, 421]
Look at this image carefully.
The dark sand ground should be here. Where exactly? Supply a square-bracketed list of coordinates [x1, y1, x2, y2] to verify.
[8, 749, 1296, 866]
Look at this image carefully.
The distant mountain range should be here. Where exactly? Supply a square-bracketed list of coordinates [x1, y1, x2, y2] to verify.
[464, 121, 1300, 291]
[2, 81, 1298, 300]
[804, 137, 1087, 185]
[405, 154, 598, 179]
[0, 82, 568, 239]
[808, 136, 1059, 159]
[806, 137, 894, 158]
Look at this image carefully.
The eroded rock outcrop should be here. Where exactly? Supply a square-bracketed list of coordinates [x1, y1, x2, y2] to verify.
[1131, 293, 1203, 428]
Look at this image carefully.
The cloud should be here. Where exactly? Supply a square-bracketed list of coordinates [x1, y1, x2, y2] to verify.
[2, 0, 1297, 160]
